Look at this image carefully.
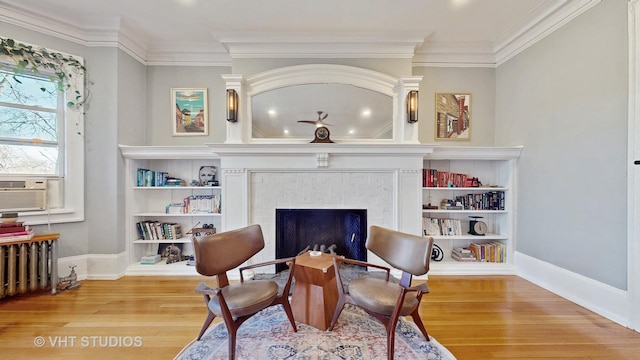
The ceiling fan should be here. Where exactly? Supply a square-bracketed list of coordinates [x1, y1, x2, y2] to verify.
[297, 111, 333, 127]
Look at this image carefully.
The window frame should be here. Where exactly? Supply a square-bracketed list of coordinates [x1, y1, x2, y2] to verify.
[0, 44, 85, 225]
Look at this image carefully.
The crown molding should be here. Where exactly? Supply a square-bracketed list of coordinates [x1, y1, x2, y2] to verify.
[413, 41, 497, 68]
[494, 0, 601, 66]
[213, 33, 426, 59]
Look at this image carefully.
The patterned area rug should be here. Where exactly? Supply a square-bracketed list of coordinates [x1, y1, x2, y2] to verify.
[175, 304, 456, 360]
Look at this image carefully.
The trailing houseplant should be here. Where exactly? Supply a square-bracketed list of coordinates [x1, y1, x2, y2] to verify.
[0, 36, 88, 108]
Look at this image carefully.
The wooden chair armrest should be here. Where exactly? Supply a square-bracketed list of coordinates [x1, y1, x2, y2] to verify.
[334, 257, 391, 280]
[239, 257, 296, 282]
[195, 282, 220, 295]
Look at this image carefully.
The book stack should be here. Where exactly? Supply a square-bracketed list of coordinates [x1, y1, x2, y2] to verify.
[451, 247, 477, 262]
[469, 242, 506, 263]
[423, 217, 463, 236]
[0, 221, 35, 243]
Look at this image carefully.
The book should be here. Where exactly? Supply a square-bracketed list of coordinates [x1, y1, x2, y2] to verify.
[0, 229, 35, 243]
[0, 225, 27, 234]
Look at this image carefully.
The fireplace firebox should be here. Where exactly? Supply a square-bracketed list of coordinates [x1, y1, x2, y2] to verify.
[275, 209, 367, 271]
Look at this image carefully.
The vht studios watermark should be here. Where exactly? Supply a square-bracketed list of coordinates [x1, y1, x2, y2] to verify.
[33, 335, 143, 348]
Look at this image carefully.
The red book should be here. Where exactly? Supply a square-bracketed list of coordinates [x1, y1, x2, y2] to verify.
[0, 222, 24, 228]
[0, 226, 26, 234]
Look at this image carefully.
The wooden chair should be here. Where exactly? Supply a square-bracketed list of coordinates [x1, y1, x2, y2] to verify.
[191, 224, 297, 360]
[328, 225, 434, 360]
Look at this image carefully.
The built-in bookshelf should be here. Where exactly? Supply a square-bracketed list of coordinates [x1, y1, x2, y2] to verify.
[120, 145, 221, 275]
[423, 146, 522, 275]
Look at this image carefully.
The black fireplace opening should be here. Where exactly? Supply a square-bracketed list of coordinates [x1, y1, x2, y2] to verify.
[275, 208, 367, 271]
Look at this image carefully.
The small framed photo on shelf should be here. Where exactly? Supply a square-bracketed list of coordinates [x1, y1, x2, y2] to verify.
[435, 93, 471, 141]
[171, 88, 208, 136]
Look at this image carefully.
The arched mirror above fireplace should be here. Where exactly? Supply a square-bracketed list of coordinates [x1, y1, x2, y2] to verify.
[223, 64, 422, 144]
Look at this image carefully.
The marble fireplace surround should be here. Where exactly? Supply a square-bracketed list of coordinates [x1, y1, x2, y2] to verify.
[210, 143, 433, 267]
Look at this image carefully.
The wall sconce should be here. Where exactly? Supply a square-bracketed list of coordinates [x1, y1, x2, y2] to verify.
[406, 90, 418, 123]
[226, 89, 238, 122]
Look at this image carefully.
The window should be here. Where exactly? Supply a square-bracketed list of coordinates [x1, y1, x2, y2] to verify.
[0, 68, 64, 176]
[0, 40, 85, 224]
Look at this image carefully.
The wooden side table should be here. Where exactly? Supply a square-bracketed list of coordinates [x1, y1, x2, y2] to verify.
[291, 252, 339, 330]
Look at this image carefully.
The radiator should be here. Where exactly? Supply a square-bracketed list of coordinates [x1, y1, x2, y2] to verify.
[0, 239, 56, 298]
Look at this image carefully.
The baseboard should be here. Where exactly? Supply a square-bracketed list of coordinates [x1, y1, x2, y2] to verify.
[58, 252, 128, 280]
[515, 251, 630, 328]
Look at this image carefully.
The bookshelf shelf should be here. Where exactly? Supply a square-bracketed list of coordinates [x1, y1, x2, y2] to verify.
[422, 187, 508, 191]
[133, 212, 222, 217]
[133, 237, 192, 244]
[430, 233, 507, 241]
[134, 186, 222, 190]
[422, 209, 507, 214]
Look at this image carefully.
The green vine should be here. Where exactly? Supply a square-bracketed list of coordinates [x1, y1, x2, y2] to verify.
[0, 37, 88, 108]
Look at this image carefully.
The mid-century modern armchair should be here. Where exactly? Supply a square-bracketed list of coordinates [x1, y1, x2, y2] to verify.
[328, 225, 434, 360]
[191, 224, 297, 360]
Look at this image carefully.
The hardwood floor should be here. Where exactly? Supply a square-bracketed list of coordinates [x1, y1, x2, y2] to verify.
[0, 275, 639, 359]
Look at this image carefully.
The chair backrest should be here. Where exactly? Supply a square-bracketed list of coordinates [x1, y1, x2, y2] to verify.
[192, 224, 265, 276]
[366, 225, 433, 276]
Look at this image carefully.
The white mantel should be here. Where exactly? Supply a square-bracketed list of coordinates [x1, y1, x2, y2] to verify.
[208, 143, 433, 267]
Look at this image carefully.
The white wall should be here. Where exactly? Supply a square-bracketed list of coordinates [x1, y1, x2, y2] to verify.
[495, 0, 628, 290]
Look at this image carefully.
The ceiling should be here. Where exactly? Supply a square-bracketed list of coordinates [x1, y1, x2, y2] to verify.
[0, 0, 599, 66]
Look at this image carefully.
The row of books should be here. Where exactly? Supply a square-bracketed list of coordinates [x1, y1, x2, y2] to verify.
[469, 242, 506, 263]
[452, 191, 505, 210]
[0, 221, 35, 242]
[165, 195, 221, 214]
[423, 217, 464, 236]
[450, 242, 506, 263]
[137, 168, 185, 187]
[136, 221, 183, 240]
[423, 169, 481, 188]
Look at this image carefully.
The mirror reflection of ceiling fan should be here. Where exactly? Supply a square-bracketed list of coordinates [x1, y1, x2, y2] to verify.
[297, 111, 333, 127]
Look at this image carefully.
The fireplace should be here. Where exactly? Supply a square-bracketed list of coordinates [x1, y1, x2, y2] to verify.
[275, 209, 367, 270]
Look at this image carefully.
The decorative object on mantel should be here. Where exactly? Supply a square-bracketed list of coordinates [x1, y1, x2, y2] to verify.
[172, 88, 208, 136]
[226, 88, 238, 122]
[407, 90, 419, 123]
[311, 126, 333, 143]
[435, 93, 471, 140]
[298, 111, 334, 143]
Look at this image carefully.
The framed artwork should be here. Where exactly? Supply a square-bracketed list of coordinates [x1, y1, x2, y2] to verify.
[172, 88, 208, 136]
[435, 93, 471, 141]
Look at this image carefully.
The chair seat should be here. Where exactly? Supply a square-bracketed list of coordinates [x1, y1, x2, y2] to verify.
[348, 278, 419, 316]
[208, 280, 279, 318]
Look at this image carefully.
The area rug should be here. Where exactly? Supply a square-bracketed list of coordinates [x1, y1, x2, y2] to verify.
[175, 304, 456, 360]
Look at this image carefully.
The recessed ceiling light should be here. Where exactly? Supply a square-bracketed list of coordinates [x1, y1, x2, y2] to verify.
[361, 109, 371, 117]
[283, 129, 289, 134]
[268, 109, 276, 116]
[349, 129, 355, 134]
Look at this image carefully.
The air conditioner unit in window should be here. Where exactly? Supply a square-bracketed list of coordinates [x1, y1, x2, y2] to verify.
[0, 179, 47, 212]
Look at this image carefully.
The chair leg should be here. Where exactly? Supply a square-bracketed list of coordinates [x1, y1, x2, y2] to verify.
[227, 325, 238, 360]
[196, 310, 216, 340]
[281, 301, 298, 332]
[410, 310, 430, 341]
[386, 323, 396, 360]
[328, 297, 346, 331]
